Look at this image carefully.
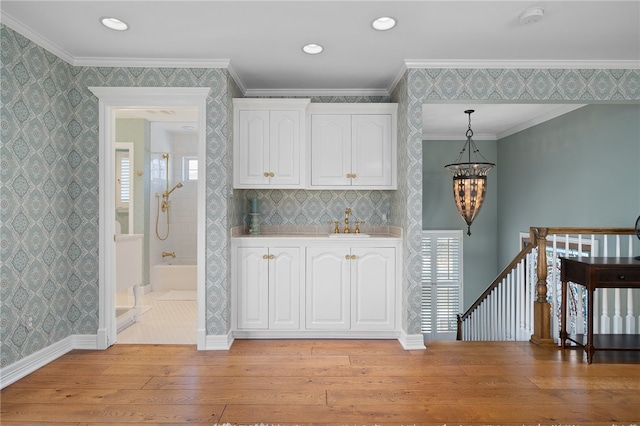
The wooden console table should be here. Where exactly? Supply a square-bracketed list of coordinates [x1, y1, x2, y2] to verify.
[560, 257, 640, 363]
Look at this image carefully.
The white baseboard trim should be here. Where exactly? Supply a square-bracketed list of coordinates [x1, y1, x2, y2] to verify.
[203, 333, 234, 350]
[398, 331, 426, 350]
[0, 334, 99, 389]
[72, 334, 99, 350]
[232, 330, 400, 339]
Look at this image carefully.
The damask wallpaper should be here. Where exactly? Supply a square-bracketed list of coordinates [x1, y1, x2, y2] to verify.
[396, 67, 640, 335]
[2, 21, 639, 368]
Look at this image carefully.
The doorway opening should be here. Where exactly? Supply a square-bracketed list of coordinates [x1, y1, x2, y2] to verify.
[90, 87, 209, 350]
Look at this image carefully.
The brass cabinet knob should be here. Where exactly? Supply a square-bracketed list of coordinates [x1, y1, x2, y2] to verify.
[269, 172, 275, 177]
[351, 254, 357, 260]
[351, 173, 357, 179]
[345, 254, 350, 260]
[269, 254, 275, 259]
[264, 172, 269, 177]
[263, 254, 268, 259]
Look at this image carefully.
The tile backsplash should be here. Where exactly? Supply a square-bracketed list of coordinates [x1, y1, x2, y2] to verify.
[238, 189, 391, 228]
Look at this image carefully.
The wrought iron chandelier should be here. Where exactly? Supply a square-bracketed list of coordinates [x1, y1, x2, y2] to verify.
[444, 110, 495, 236]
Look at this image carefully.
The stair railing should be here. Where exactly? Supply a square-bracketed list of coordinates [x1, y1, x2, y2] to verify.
[456, 231, 537, 341]
[458, 227, 638, 343]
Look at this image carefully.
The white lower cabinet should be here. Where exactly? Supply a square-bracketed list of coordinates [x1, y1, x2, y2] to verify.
[305, 248, 351, 330]
[233, 238, 398, 336]
[236, 247, 300, 330]
[306, 247, 395, 331]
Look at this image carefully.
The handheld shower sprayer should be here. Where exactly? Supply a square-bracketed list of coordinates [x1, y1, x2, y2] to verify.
[160, 182, 183, 213]
[163, 182, 183, 199]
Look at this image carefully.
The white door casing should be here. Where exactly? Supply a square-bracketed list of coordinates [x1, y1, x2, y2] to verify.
[91, 87, 210, 350]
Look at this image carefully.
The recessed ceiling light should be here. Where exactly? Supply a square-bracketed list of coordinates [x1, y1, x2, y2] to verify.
[302, 44, 323, 55]
[519, 8, 544, 25]
[100, 17, 129, 31]
[372, 16, 397, 31]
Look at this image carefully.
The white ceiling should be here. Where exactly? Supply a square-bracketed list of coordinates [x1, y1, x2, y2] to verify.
[2, 1, 638, 133]
[422, 103, 586, 140]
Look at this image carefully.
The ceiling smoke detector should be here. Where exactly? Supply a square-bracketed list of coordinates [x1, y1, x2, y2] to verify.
[519, 8, 544, 25]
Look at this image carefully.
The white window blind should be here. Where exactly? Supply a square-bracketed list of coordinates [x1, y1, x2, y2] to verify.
[116, 150, 130, 208]
[422, 230, 463, 340]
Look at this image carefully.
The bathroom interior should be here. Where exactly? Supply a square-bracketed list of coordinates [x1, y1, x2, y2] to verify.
[114, 109, 199, 344]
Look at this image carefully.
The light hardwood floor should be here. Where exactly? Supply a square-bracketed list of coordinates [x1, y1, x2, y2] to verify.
[2, 339, 639, 425]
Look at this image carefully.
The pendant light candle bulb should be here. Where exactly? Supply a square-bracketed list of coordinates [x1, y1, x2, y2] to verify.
[444, 110, 495, 236]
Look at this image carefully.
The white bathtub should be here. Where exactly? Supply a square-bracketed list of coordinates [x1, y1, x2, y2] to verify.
[150, 259, 197, 291]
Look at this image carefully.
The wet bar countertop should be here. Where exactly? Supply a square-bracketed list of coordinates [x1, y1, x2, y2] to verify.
[230, 225, 402, 240]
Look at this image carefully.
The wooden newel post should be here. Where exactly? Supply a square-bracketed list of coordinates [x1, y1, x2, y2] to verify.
[530, 227, 555, 347]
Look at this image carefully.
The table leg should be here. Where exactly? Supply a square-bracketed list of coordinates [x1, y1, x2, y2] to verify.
[561, 280, 567, 349]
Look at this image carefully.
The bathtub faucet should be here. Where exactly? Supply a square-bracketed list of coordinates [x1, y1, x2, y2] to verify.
[162, 251, 176, 258]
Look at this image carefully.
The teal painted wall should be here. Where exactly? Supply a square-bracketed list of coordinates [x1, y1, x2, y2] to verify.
[497, 104, 640, 267]
[422, 139, 498, 309]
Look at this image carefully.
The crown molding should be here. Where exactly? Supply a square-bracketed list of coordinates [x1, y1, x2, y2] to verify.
[423, 104, 588, 141]
[387, 62, 409, 95]
[405, 59, 640, 69]
[243, 88, 390, 97]
[1, 12, 75, 65]
[495, 104, 586, 139]
[74, 57, 230, 68]
[226, 63, 247, 95]
[423, 133, 498, 141]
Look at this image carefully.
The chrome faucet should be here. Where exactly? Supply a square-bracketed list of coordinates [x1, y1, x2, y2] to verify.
[344, 208, 352, 233]
[162, 251, 176, 258]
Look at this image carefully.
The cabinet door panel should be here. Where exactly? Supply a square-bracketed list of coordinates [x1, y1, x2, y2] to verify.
[311, 115, 351, 186]
[238, 110, 270, 185]
[237, 247, 269, 329]
[351, 115, 392, 187]
[269, 247, 300, 329]
[269, 111, 300, 186]
[351, 247, 395, 330]
[305, 248, 350, 329]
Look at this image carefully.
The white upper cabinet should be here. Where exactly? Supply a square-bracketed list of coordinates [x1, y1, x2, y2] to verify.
[308, 103, 397, 189]
[233, 99, 310, 188]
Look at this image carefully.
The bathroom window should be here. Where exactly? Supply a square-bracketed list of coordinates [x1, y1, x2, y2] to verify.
[183, 156, 198, 181]
[116, 149, 131, 208]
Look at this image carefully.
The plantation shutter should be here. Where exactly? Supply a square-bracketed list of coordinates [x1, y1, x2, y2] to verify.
[116, 150, 130, 208]
[421, 230, 463, 340]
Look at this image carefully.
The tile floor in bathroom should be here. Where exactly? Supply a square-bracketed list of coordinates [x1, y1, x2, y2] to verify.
[117, 290, 197, 345]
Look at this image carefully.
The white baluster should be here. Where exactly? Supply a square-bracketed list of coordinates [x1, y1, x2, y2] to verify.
[601, 288, 611, 333]
[493, 289, 498, 341]
[626, 288, 635, 334]
[613, 288, 623, 333]
[500, 281, 505, 340]
[517, 257, 524, 340]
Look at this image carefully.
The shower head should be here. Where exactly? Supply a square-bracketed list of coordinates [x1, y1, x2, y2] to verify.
[163, 182, 183, 198]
